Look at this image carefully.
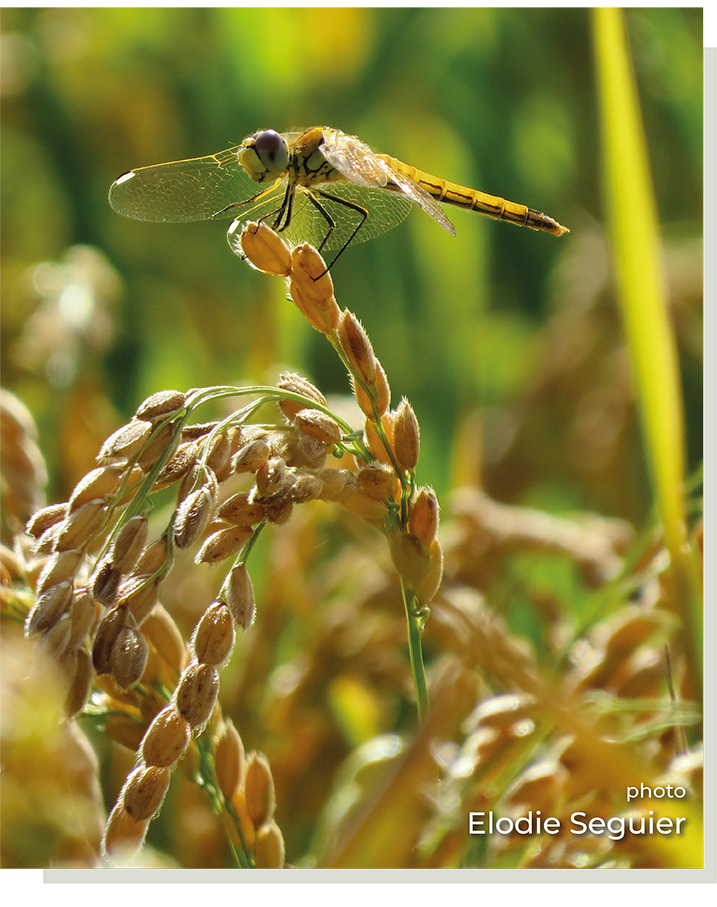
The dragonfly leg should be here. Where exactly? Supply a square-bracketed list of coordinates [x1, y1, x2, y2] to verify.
[218, 178, 301, 247]
[311, 189, 369, 273]
[272, 181, 295, 233]
[210, 182, 280, 219]
[304, 192, 337, 252]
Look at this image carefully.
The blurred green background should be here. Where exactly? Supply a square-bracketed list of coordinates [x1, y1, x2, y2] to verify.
[0, 6, 703, 522]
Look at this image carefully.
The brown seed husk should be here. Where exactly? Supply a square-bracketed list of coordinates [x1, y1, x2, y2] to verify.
[31, 521, 63, 558]
[141, 705, 191, 768]
[294, 408, 342, 444]
[134, 536, 171, 575]
[229, 788, 257, 851]
[262, 498, 294, 525]
[117, 575, 161, 625]
[373, 361, 391, 417]
[415, 538, 444, 603]
[110, 625, 149, 691]
[292, 432, 329, 469]
[105, 713, 147, 752]
[69, 464, 126, 511]
[233, 438, 271, 473]
[66, 588, 99, 648]
[389, 530, 431, 589]
[135, 389, 187, 423]
[337, 310, 376, 386]
[102, 801, 149, 858]
[255, 821, 285, 869]
[24, 580, 74, 636]
[92, 560, 122, 606]
[92, 605, 131, 674]
[393, 398, 420, 471]
[226, 425, 246, 456]
[206, 433, 233, 482]
[364, 414, 395, 465]
[116, 465, 146, 505]
[291, 243, 335, 302]
[317, 467, 352, 501]
[191, 602, 235, 665]
[55, 499, 106, 552]
[353, 360, 391, 418]
[26, 502, 69, 539]
[65, 646, 94, 719]
[110, 515, 149, 573]
[408, 486, 440, 545]
[278, 372, 327, 421]
[142, 604, 187, 673]
[38, 614, 73, 657]
[216, 491, 265, 527]
[173, 482, 216, 549]
[136, 422, 176, 472]
[254, 457, 290, 498]
[122, 766, 171, 821]
[153, 440, 199, 490]
[239, 221, 292, 276]
[36, 549, 83, 595]
[244, 752, 276, 829]
[195, 524, 254, 564]
[214, 719, 246, 800]
[175, 663, 220, 730]
[223, 564, 256, 630]
[98, 419, 153, 464]
[182, 421, 219, 441]
[291, 474, 324, 503]
[288, 275, 340, 334]
[358, 462, 399, 501]
[338, 488, 388, 522]
[179, 466, 209, 510]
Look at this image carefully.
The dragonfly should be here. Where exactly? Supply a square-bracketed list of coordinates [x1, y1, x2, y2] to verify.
[109, 126, 569, 267]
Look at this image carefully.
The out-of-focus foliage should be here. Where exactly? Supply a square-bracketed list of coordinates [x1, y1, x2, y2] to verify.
[0, 7, 703, 871]
[1, 7, 702, 510]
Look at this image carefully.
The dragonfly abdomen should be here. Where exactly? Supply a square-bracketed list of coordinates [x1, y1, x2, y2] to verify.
[385, 156, 568, 236]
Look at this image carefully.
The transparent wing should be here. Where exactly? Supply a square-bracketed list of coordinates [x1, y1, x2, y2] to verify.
[312, 182, 414, 249]
[383, 165, 457, 236]
[227, 182, 414, 257]
[108, 145, 283, 223]
[320, 128, 392, 188]
[320, 128, 455, 236]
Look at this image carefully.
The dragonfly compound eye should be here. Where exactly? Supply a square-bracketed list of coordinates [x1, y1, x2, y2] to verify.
[239, 130, 289, 183]
[252, 130, 289, 175]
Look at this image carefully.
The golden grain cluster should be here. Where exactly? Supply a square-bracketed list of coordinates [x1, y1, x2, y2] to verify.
[0, 225, 701, 870]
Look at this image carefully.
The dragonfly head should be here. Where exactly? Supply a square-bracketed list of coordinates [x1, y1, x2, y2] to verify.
[239, 130, 290, 183]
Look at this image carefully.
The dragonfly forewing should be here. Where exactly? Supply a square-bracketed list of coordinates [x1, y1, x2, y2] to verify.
[108, 147, 271, 223]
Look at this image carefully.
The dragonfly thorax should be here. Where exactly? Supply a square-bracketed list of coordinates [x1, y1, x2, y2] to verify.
[287, 127, 343, 188]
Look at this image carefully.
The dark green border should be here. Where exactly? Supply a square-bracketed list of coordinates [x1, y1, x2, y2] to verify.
[23, 15, 717, 885]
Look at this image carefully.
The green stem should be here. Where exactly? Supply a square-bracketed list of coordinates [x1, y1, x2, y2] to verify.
[402, 583, 429, 723]
[195, 733, 253, 868]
